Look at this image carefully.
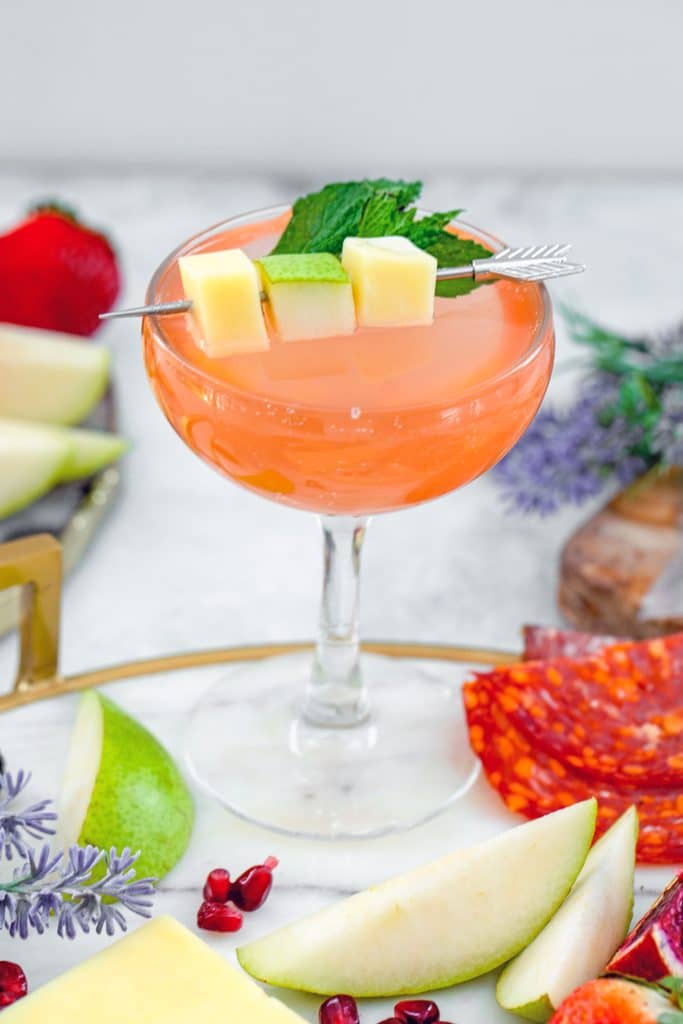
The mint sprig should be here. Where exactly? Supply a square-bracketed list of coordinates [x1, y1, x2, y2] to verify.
[273, 179, 420, 256]
[272, 179, 492, 298]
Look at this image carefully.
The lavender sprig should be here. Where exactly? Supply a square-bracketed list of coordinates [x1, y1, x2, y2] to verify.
[0, 843, 155, 939]
[0, 771, 57, 859]
[495, 375, 647, 515]
[0, 771, 155, 939]
[495, 309, 683, 515]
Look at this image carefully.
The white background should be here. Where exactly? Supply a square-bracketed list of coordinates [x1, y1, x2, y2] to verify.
[1, 0, 682, 174]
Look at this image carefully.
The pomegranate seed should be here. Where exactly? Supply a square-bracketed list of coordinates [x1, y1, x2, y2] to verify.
[197, 900, 243, 933]
[0, 962, 27, 1008]
[318, 995, 360, 1024]
[203, 868, 231, 902]
[230, 855, 279, 912]
[394, 1001, 440, 1024]
[377, 1019, 403, 1024]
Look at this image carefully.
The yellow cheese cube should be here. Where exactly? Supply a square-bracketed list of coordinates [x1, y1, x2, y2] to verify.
[341, 236, 437, 327]
[3, 916, 308, 1024]
[179, 248, 269, 357]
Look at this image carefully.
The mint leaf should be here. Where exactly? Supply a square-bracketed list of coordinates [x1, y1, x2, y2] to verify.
[357, 192, 416, 237]
[273, 179, 421, 255]
[273, 181, 374, 255]
[659, 1012, 683, 1023]
[425, 231, 493, 298]
[403, 210, 461, 249]
[369, 178, 422, 207]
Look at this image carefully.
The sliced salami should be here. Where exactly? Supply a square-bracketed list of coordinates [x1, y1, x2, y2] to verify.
[463, 680, 683, 864]
[479, 634, 683, 790]
[523, 625, 620, 662]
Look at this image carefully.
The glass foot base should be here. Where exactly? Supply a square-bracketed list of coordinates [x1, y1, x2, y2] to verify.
[185, 652, 480, 839]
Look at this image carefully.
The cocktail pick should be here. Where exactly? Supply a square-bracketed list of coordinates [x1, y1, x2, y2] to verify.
[99, 242, 584, 321]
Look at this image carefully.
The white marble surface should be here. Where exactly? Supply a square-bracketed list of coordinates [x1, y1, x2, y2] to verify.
[0, 174, 682, 1021]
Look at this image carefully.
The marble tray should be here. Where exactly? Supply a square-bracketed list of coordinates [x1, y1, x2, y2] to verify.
[1, 637, 673, 1024]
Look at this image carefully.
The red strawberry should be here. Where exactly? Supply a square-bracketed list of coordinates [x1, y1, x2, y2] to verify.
[550, 979, 674, 1023]
[0, 201, 120, 335]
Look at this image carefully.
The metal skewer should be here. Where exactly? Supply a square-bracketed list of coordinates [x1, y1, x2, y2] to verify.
[99, 243, 585, 321]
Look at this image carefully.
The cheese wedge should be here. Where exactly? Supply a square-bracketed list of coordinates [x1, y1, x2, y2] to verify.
[341, 236, 437, 327]
[3, 916, 307, 1024]
[179, 248, 269, 357]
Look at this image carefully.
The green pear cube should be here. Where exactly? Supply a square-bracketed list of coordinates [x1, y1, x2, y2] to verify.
[257, 254, 356, 342]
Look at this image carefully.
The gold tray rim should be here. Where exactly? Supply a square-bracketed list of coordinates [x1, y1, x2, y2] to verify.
[5, 639, 519, 714]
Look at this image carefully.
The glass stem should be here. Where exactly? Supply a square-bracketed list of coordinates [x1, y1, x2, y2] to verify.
[304, 516, 370, 727]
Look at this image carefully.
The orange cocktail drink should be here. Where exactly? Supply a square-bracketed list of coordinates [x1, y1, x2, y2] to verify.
[144, 209, 553, 517]
[142, 202, 555, 841]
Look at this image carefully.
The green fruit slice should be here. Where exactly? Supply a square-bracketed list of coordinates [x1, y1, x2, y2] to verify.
[257, 253, 356, 341]
[237, 799, 597, 996]
[496, 806, 638, 1022]
[0, 323, 110, 425]
[59, 692, 194, 880]
[0, 418, 73, 517]
[258, 253, 350, 284]
[58, 427, 128, 481]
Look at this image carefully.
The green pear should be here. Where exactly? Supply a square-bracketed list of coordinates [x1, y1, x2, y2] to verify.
[257, 253, 356, 341]
[57, 427, 128, 481]
[237, 799, 597, 996]
[496, 806, 638, 1021]
[59, 692, 194, 880]
[0, 323, 110, 424]
[0, 419, 73, 517]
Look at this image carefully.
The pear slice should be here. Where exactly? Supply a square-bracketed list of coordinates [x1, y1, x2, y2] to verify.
[237, 799, 597, 996]
[0, 418, 73, 517]
[59, 692, 194, 880]
[496, 806, 638, 1022]
[58, 427, 128, 481]
[0, 324, 110, 424]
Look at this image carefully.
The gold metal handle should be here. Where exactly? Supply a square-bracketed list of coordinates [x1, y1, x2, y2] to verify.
[0, 534, 62, 692]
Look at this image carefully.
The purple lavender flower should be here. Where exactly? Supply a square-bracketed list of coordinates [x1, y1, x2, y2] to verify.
[0, 771, 57, 859]
[495, 374, 647, 515]
[0, 771, 155, 939]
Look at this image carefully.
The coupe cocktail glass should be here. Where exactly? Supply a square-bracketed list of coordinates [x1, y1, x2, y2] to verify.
[143, 205, 554, 838]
